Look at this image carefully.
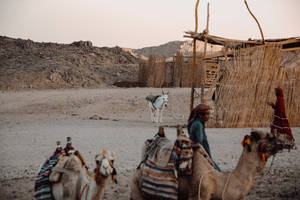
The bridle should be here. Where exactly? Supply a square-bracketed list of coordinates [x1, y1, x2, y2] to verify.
[241, 131, 279, 162]
[95, 155, 117, 184]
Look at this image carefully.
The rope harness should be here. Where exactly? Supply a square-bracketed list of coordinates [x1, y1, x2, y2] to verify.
[196, 170, 232, 200]
[79, 183, 89, 200]
[197, 170, 215, 200]
[221, 172, 233, 200]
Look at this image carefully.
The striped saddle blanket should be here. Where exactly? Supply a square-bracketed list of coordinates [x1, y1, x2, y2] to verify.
[34, 153, 61, 200]
[141, 159, 178, 200]
[141, 135, 194, 200]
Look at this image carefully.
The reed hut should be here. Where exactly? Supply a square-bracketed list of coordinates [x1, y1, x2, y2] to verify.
[184, 32, 300, 127]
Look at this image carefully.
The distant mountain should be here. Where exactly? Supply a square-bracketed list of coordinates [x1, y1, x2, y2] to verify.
[131, 40, 223, 59]
[133, 41, 185, 58]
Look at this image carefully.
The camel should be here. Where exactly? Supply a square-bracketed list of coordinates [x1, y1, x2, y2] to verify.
[51, 149, 116, 200]
[130, 130, 279, 200]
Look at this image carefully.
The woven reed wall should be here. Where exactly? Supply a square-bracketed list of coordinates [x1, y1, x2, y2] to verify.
[215, 43, 300, 127]
[283, 67, 300, 126]
[139, 52, 202, 88]
[138, 55, 168, 87]
[173, 51, 202, 87]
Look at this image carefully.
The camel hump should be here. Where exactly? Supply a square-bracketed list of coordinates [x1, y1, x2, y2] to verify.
[146, 95, 160, 104]
[49, 155, 69, 182]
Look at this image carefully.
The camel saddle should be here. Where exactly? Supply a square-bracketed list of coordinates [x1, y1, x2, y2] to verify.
[49, 155, 69, 182]
[141, 136, 178, 200]
[49, 151, 87, 183]
[140, 135, 195, 200]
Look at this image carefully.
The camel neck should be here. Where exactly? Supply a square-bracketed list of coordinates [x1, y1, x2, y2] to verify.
[231, 148, 265, 191]
[78, 169, 109, 200]
[93, 174, 110, 200]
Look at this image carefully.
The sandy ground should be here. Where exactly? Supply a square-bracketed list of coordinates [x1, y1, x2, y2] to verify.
[0, 88, 299, 200]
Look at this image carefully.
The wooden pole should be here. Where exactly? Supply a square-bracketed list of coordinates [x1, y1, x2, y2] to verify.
[190, 0, 200, 111]
[201, 3, 210, 104]
[244, 0, 265, 44]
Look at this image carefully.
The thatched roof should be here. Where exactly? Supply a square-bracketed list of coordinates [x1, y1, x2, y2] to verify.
[184, 31, 300, 51]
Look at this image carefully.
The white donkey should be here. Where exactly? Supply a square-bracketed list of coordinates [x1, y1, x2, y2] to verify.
[146, 91, 168, 123]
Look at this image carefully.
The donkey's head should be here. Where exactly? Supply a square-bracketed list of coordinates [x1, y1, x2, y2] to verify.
[95, 149, 117, 183]
[161, 90, 169, 107]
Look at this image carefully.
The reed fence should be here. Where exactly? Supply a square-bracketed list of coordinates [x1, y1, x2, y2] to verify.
[214, 43, 300, 127]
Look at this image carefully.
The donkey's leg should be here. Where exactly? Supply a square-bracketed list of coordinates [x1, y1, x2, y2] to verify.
[159, 107, 165, 122]
[157, 109, 161, 123]
[154, 109, 159, 123]
[152, 109, 157, 123]
[148, 102, 154, 122]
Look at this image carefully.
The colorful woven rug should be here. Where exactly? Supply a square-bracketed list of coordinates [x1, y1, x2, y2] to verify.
[34, 151, 62, 200]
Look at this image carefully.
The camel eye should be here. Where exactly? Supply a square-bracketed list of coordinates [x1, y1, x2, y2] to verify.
[268, 137, 274, 142]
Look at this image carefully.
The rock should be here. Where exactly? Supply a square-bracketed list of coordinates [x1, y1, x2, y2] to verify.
[89, 114, 109, 120]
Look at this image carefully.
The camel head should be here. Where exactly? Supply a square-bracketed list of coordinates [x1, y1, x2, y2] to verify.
[242, 130, 279, 163]
[95, 149, 117, 183]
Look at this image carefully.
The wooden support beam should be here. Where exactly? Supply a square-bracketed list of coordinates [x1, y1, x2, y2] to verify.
[201, 2, 210, 104]
[244, 0, 265, 44]
[190, 0, 200, 112]
[281, 46, 300, 52]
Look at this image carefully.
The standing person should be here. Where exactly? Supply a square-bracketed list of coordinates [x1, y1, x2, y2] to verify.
[268, 87, 294, 141]
[187, 104, 221, 171]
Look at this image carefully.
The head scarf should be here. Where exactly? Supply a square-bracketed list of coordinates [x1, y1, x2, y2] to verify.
[187, 104, 210, 134]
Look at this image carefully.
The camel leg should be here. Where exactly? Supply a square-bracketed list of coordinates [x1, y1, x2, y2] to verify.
[198, 175, 216, 200]
[130, 170, 144, 200]
[52, 182, 64, 200]
[52, 180, 76, 200]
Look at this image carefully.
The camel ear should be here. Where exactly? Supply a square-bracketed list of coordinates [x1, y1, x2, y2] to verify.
[250, 130, 261, 142]
[100, 149, 108, 159]
[95, 154, 102, 164]
[267, 133, 276, 142]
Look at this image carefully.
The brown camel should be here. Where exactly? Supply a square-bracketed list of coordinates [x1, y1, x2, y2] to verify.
[131, 130, 279, 200]
[51, 149, 116, 200]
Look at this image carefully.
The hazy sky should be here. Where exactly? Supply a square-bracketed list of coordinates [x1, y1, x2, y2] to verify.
[1, 0, 299, 49]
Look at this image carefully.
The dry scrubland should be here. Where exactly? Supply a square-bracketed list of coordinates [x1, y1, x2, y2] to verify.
[0, 88, 299, 200]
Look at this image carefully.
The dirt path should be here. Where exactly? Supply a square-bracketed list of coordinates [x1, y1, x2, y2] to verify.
[0, 88, 299, 199]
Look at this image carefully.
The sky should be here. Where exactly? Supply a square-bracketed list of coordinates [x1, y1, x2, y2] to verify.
[1, 0, 299, 49]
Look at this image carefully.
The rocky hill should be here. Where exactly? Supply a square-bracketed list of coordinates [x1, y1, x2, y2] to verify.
[133, 41, 185, 58]
[0, 36, 299, 91]
[133, 40, 223, 59]
[0, 36, 140, 90]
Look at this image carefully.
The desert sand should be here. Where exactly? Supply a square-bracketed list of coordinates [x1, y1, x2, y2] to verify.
[0, 88, 299, 199]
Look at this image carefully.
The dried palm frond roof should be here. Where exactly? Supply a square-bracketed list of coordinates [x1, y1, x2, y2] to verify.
[184, 31, 300, 50]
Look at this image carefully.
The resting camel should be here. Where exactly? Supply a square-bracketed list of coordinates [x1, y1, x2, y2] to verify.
[131, 130, 279, 200]
[51, 149, 116, 200]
